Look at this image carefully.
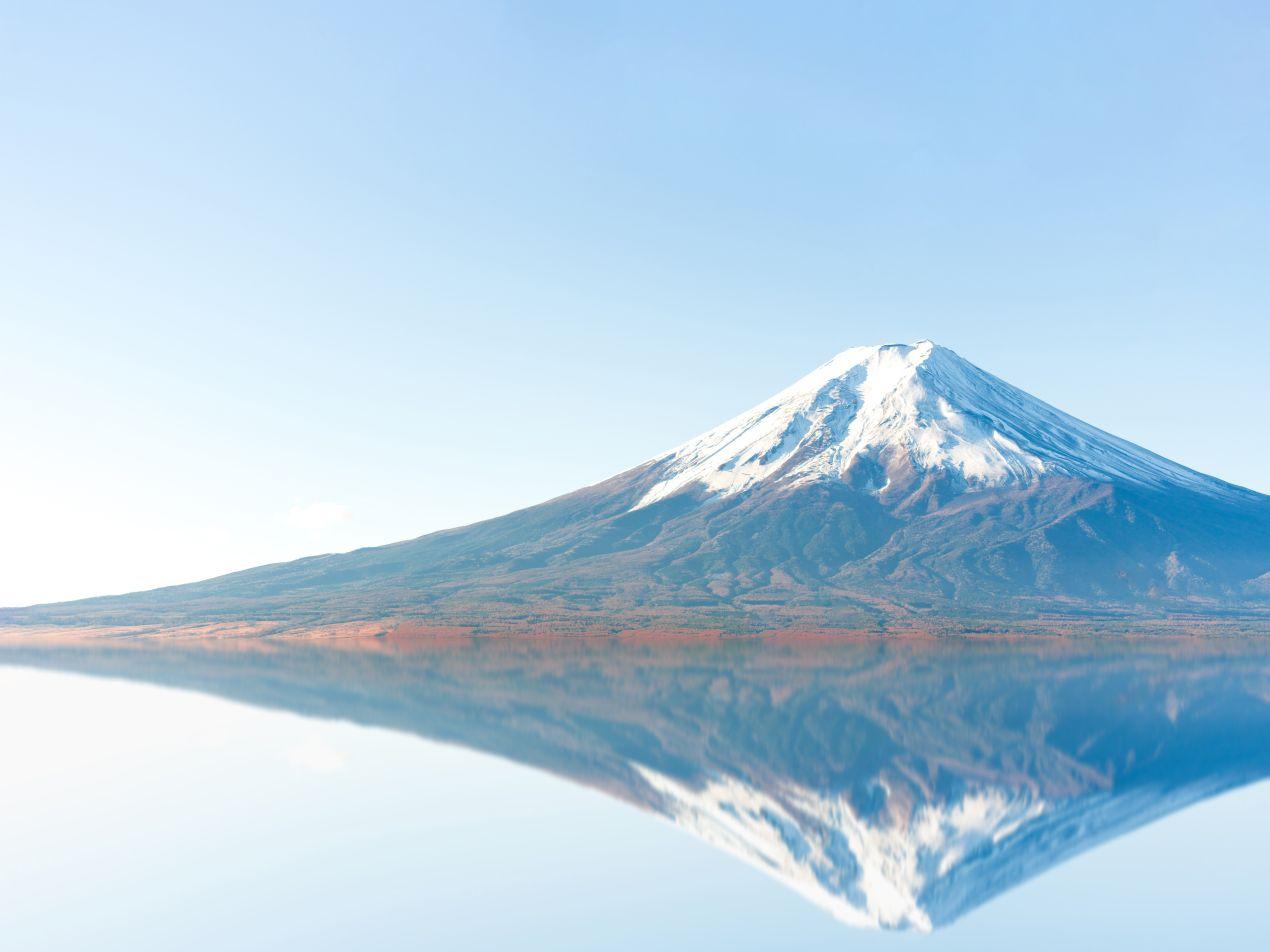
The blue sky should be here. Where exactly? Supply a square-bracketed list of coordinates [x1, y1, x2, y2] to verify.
[2, 1, 1268, 604]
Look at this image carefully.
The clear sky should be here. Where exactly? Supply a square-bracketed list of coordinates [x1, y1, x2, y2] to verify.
[2, 1, 1267, 605]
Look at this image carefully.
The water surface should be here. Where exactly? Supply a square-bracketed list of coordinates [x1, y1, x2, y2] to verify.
[1, 634, 1268, 948]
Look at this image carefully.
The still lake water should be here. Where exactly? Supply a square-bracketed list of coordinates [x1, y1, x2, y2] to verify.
[1, 635, 1268, 950]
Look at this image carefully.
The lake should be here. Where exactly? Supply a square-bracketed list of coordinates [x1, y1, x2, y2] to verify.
[1, 634, 1268, 950]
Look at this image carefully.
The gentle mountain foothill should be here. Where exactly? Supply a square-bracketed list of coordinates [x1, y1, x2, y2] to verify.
[5, 342, 1267, 633]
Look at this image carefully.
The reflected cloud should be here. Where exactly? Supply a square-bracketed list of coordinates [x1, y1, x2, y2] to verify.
[286, 736, 346, 773]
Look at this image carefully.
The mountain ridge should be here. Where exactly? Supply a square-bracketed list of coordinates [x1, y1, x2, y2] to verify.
[636, 341, 1252, 509]
[3, 341, 1267, 631]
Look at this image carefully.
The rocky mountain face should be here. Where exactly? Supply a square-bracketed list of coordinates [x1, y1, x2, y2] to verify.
[4, 342, 1267, 630]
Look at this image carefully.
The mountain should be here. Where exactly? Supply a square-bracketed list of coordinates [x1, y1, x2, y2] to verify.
[3, 635, 1268, 929]
[4, 341, 1268, 631]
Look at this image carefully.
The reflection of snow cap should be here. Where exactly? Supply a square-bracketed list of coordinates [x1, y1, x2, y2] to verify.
[634, 765, 1045, 931]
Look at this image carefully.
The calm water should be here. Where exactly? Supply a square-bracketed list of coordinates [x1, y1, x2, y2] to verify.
[1, 636, 1268, 950]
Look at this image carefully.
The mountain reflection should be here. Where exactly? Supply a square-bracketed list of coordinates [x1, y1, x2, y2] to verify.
[2, 633, 1268, 930]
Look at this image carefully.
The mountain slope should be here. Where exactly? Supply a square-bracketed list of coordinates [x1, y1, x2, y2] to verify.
[634, 341, 1240, 508]
[4, 341, 1267, 630]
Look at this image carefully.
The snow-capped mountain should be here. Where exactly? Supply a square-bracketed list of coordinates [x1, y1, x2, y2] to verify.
[635, 341, 1239, 509]
[4, 341, 1267, 630]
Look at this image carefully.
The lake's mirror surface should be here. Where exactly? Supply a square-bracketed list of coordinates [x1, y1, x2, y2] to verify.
[2, 635, 1269, 949]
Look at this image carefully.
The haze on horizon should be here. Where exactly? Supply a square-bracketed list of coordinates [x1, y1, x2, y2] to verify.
[2, 2, 1268, 606]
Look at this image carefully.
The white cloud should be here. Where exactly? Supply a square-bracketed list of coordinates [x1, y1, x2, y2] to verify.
[287, 501, 352, 531]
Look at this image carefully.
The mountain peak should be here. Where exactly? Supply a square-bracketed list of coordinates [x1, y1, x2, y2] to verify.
[633, 341, 1237, 511]
[5, 341, 1264, 628]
